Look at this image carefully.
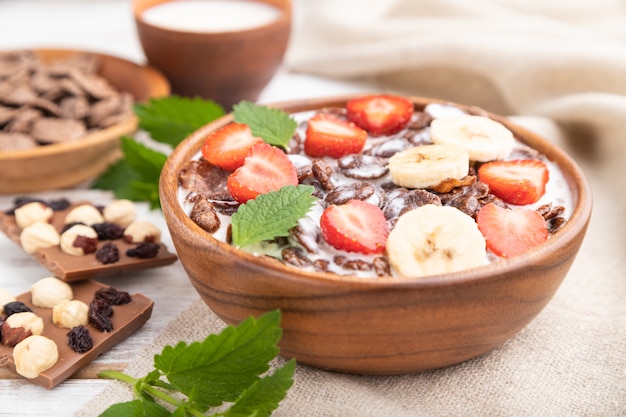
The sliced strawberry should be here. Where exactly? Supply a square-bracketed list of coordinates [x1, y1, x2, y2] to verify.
[478, 159, 549, 205]
[346, 94, 414, 136]
[320, 199, 389, 255]
[201, 123, 264, 171]
[304, 113, 367, 159]
[476, 202, 548, 258]
[226, 143, 298, 204]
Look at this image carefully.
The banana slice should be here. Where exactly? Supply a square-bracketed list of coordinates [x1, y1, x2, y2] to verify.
[388, 143, 469, 189]
[386, 205, 488, 278]
[430, 115, 515, 162]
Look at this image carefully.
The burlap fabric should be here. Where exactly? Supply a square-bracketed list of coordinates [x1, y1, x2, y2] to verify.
[77, 1, 625, 415]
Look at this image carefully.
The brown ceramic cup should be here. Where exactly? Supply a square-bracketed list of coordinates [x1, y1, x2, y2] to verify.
[133, 0, 291, 109]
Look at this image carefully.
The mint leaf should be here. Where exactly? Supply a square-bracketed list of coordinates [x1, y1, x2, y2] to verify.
[231, 185, 316, 248]
[92, 137, 166, 208]
[134, 96, 225, 147]
[233, 100, 297, 148]
[154, 310, 283, 407]
[99, 399, 170, 417]
[224, 359, 295, 417]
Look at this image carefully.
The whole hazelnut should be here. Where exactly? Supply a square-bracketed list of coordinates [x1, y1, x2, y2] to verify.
[60, 224, 99, 256]
[52, 299, 89, 329]
[103, 199, 136, 228]
[64, 204, 104, 226]
[13, 335, 59, 378]
[30, 277, 73, 308]
[14, 202, 53, 229]
[3, 312, 44, 346]
[123, 220, 161, 244]
[0, 288, 17, 315]
[19, 222, 60, 254]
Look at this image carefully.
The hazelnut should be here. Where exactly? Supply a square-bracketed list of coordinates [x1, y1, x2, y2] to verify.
[52, 299, 89, 329]
[14, 202, 53, 229]
[0, 288, 17, 315]
[60, 224, 99, 256]
[19, 222, 60, 254]
[30, 277, 73, 308]
[2, 321, 32, 347]
[123, 220, 161, 243]
[103, 199, 136, 228]
[3, 312, 44, 346]
[64, 204, 104, 226]
[13, 335, 59, 378]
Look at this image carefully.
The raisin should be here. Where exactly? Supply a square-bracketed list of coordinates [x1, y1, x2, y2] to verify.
[95, 242, 119, 264]
[73, 234, 99, 254]
[92, 222, 125, 240]
[47, 198, 71, 211]
[88, 298, 113, 332]
[94, 287, 131, 305]
[126, 242, 160, 259]
[67, 325, 94, 353]
[3, 301, 32, 317]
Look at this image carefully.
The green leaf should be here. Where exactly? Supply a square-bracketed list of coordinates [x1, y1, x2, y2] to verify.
[223, 360, 296, 417]
[121, 137, 168, 182]
[134, 96, 225, 147]
[233, 101, 297, 148]
[99, 399, 170, 417]
[154, 310, 283, 408]
[231, 185, 316, 248]
[91, 158, 140, 195]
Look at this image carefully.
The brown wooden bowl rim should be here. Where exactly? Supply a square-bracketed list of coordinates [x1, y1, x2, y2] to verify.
[0, 48, 170, 160]
[133, 0, 292, 36]
[160, 94, 593, 288]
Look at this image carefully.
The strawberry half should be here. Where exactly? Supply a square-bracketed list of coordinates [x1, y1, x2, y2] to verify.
[346, 94, 414, 136]
[304, 113, 367, 159]
[478, 159, 549, 205]
[320, 199, 389, 255]
[476, 202, 548, 258]
[201, 123, 263, 171]
[226, 143, 298, 204]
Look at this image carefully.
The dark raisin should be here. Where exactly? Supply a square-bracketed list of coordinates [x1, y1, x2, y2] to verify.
[126, 242, 160, 259]
[73, 234, 99, 254]
[92, 222, 125, 240]
[94, 287, 131, 305]
[47, 198, 71, 211]
[3, 301, 32, 317]
[88, 298, 114, 332]
[67, 325, 94, 353]
[95, 242, 119, 264]
[5, 197, 45, 215]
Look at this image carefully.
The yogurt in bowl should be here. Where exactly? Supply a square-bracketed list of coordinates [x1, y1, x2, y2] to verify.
[177, 95, 573, 279]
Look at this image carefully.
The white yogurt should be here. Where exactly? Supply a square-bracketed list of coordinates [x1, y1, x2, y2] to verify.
[178, 105, 574, 278]
[141, 0, 281, 33]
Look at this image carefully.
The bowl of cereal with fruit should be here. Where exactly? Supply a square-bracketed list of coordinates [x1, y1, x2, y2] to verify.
[159, 94, 592, 374]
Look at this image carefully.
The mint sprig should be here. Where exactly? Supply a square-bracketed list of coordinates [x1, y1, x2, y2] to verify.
[98, 310, 295, 417]
[231, 185, 316, 249]
[233, 101, 297, 148]
[92, 96, 226, 208]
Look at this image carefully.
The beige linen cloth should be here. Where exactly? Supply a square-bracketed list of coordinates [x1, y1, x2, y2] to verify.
[78, 1, 625, 416]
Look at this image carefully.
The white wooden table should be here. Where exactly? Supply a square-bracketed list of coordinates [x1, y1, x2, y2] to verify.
[0, 1, 374, 415]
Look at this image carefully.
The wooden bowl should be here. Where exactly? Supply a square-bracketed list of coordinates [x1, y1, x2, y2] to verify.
[159, 95, 592, 374]
[0, 49, 170, 194]
[133, 0, 291, 109]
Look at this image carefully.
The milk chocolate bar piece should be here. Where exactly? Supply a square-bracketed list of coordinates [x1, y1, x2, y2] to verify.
[0, 202, 177, 282]
[0, 280, 153, 389]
